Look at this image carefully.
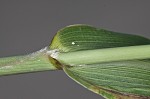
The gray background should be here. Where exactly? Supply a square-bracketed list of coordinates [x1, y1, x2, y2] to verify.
[0, 0, 150, 99]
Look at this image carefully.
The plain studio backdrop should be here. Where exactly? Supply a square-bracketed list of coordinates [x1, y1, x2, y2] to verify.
[0, 0, 150, 99]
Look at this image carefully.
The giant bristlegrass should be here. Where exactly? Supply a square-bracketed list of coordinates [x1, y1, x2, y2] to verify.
[0, 25, 150, 99]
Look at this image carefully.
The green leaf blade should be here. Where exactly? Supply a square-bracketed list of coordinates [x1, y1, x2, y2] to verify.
[49, 25, 150, 98]
[64, 60, 150, 99]
[50, 25, 150, 52]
